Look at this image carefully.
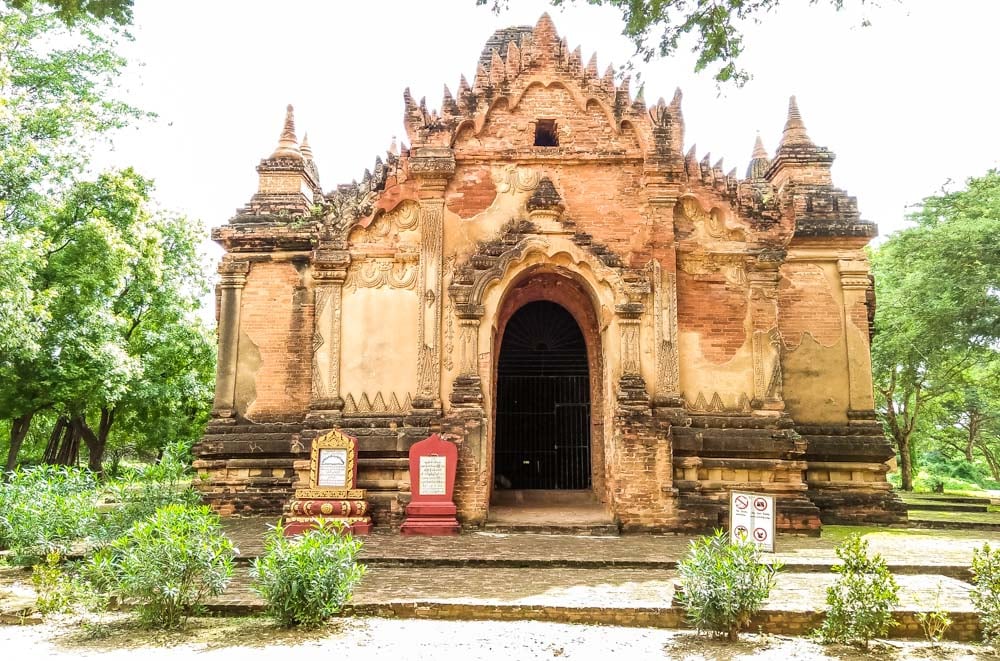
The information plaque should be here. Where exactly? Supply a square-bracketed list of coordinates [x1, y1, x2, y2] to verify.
[317, 448, 348, 488]
[419, 455, 447, 496]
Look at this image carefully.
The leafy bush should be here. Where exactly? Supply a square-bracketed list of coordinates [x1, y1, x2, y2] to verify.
[818, 534, 899, 649]
[0, 465, 99, 563]
[31, 551, 105, 615]
[676, 529, 780, 641]
[32, 552, 76, 614]
[87, 504, 235, 628]
[95, 443, 200, 542]
[915, 583, 952, 643]
[250, 520, 366, 628]
[971, 542, 1000, 645]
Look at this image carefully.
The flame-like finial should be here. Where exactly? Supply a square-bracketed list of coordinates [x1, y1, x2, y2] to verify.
[778, 96, 814, 149]
[300, 132, 314, 160]
[269, 104, 302, 160]
[746, 134, 772, 179]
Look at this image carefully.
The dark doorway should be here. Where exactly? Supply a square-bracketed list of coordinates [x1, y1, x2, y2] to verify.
[495, 300, 591, 490]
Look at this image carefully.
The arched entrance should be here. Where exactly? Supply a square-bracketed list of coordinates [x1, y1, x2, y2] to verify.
[488, 268, 608, 523]
[494, 300, 591, 490]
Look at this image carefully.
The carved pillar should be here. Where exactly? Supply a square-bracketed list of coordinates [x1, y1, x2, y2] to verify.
[449, 304, 485, 406]
[410, 147, 455, 412]
[838, 259, 877, 420]
[615, 300, 648, 406]
[213, 259, 250, 418]
[648, 260, 681, 407]
[308, 242, 351, 418]
[748, 250, 785, 414]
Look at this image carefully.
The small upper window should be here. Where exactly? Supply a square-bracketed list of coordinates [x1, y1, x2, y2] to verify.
[534, 119, 558, 147]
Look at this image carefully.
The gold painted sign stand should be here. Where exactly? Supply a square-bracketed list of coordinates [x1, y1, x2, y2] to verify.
[283, 429, 372, 535]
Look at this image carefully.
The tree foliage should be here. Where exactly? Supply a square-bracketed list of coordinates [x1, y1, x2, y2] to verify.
[0, 3, 214, 476]
[479, 0, 872, 85]
[871, 170, 1000, 491]
[5, 0, 132, 26]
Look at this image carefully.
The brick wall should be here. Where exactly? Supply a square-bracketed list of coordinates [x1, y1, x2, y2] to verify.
[677, 270, 748, 364]
[240, 260, 312, 421]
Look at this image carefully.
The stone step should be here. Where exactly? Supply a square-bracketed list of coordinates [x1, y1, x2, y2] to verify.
[904, 494, 994, 505]
[905, 501, 989, 513]
[482, 522, 620, 536]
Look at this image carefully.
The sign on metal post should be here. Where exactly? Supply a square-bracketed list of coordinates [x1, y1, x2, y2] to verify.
[730, 491, 775, 552]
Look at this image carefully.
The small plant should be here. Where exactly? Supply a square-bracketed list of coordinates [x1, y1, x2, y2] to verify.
[250, 520, 366, 628]
[87, 503, 235, 628]
[818, 534, 899, 650]
[676, 529, 780, 641]
[971, 542, 1000, 645]
[915, 583, 952, 643]
[32, 552, 75, 614]
[31, 551, 105, 615]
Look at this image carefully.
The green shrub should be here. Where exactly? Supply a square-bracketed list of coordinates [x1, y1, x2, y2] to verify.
[971, 542, 1000, 645]
[676, 529, 780, 641]
[95, 445, 200, 542]
[915, 583, 952, 643]
[250, 520, 366, 628]
[31, 551, 104, 615]
[32, 552, 75, 614]
[0, 465, 99, 563]
[818, 534, 899, 649]
[87, 503, 235, 628]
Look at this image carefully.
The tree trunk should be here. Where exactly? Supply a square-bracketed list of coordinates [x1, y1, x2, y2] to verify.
[965, 413, 980, 463]
[4, 412, 33, 477]
[74, 407, 115, 477]
[56, 421, 81, 466]
[43, 416, 76, 465]
[899, 432, 914, 491]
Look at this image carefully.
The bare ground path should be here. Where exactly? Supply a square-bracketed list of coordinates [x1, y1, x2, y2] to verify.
[1, 616, 996, 661]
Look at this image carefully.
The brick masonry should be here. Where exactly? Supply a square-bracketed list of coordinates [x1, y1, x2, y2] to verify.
[194, 14, 905, 532]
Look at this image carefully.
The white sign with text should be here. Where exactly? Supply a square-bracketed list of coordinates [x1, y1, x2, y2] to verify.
[730, 491, 775, 552]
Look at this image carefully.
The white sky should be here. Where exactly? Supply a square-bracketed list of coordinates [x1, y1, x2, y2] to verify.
[96, 0, 1000, 266]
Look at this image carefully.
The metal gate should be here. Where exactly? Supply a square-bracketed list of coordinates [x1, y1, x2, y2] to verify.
[495, 301, 591, 490]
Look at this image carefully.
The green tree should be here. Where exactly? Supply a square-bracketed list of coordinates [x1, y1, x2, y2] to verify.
[0, 3, 143, 472]
[2, 169, 214, 475]
[5, 0, 132, 26]
[870, 171, 1000, 491]
[0, 5, 214, 475]
[0, 5, 143, 227]
[479, 0, 873, 84]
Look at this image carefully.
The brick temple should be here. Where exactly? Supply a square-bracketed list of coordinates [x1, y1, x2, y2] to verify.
[193, 15, 906, 532]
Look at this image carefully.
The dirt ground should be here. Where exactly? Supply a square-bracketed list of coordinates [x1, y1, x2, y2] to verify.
[2, 615, 997, 661]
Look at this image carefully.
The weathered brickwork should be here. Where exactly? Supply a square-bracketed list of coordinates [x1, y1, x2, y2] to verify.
[239, 260, 313, 421]
[193, 14, 905, 532]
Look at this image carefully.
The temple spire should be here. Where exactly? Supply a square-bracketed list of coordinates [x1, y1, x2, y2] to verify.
[777, 96, 814, 150]
[300, 132, 314, 161]
[746, 133, 771, 180]
[269, 104, 302, 160]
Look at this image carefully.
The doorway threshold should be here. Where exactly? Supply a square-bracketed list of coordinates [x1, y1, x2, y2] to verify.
[486, 490, 619, 535]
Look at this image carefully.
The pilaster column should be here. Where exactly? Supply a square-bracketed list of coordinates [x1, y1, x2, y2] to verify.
[450, 304, 485, 406]
[748, 249, 785, 414]
[647, 259, 681, 407]
[615, 301, 648, 406]
[213, 259, 249, 418]
[838, 259, 876, 419]
[410, 147, 455, 412]
[309, 243, 350, 416]
[644, 186, 683, 410]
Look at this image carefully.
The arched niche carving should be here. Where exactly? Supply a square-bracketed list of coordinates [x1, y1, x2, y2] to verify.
[448, 228, 623, 319]
[674, 195, 746, 243]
